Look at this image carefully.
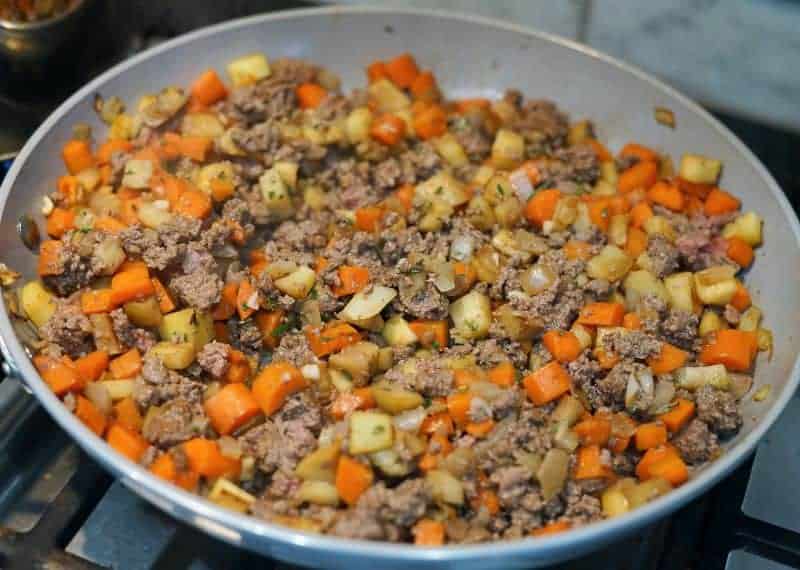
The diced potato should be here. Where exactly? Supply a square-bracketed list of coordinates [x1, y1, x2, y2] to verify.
[417, 198, 454, 233]
[432, 133, 469, 167]
[274, 266, 316, 299]
[675, 364, 730, 390]
[345, 107, 373, 144]
[599, 161, 618, 185]
[416, 171, 469, 208]
[694, 266, 737, 306]
[124, 296, 163, 328]
[90, 314, 123, 355]
[100, 379, 135, 400]
[274, 161, 299, 189]
[259, 166, 293, 218]
[587, 245, 634, 282]
[394, 108, 415, 138]
[450, 290, 491, 340]
[573, 201, 593, 234]
[208, 478, 256, 513]
[329, 368, 353, 393]
[159, 308, 214, 351]
[722, 212, 763, 247]
[495, 303, 543, 341]
[76, 167, 101, 192]
[738, 306, 762, 332]
[296, 480, 340, 506]
[491, 99, 518, 124]
[608, 214, 629, 247]
[227, 53, 271, 86]
[370, 448, 412, 477]
[217, 129, 246, 157]
[89, 186, 122, 217]
[295, 442, 341, 483]
[679, 153, 722, 185]
[602, 485, 630, 517]
[551, 196, 579, 231]
[382, 315, 419, 347]
[109, 114, 140, 141]
[195, 162, 235, 195]
[663, 272, 695, 312]
[136, 200, 173, 230]
[465, 195, 496, 231]
[472, 164, 496, 187]
[182, 112, 225, 138]
[536, 448, 570, 500]
[19, 281, 56, 328]
[643, 215, 676, 242]
[567, 120, 593, 146]
[491, 128, 525, 169]
[303, 185, 328, 211]
[368, 78, 410, 113]
[625, 478, 672, 509]
[372, 383, 424, 414]
[551, 395, 586, 426]
[121, 159, 153, 189]
[138, 88, 188, 128]
[349, 411, 394, 454]
[624, 269, 669, 309]
[329, 342, 379, 386]
[570, 323, 595, 351]
[150, 341, 196, 370]
[492, 229, 532, 262]
[339, 286, 397, 323]
[699, 310, 724, 337]
[426, 469, 464, 505]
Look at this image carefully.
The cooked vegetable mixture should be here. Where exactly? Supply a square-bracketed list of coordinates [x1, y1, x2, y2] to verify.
[14, 52, 770, 544]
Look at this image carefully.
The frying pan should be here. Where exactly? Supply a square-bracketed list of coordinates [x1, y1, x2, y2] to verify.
[0, 7, 798, 569]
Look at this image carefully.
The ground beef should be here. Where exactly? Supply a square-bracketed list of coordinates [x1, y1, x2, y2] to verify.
[399, 142, 441, 182]
[611, 452, 637, 476]
[472, 338, 527, 369]
[508, 94, 569, 154]
[394, 274, 449, 320]
[660, 308, 700, 351]
[230, 121, 281, 154]
[567, 352, 604, 406]
[170, 270, 223, 310]
[196, 341, 231, 378]
[646, 235, 680, 278]
[385, 356, 454, 398]
[561, 481, 602, 526]
[133, 353, 204, 408]
[601, 330, 662, 360]
[537, 144, 599, 191]
[109, 308, 156, 353]
[120, 217, 201, 270]
[39, 298, 93, 357]
[450, 113, 493, 161]
[673, 214, 735, 271]
[672, 418, 720, 464]
[142, 398, 207, 447]
[695, 385, 743, 436]
[229, 319, 263, 353]
[272, 333, 317, 367]
[474, 403, 552, 471]
[586, 361, 645, 410]
[42, 232, 99, 296]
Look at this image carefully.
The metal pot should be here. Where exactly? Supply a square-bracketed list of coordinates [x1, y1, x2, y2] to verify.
[0, 7, 798, 569]
[0, 0, 90, 64]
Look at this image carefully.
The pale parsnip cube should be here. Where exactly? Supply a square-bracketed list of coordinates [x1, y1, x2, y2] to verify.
[339, 286, 397, 323]
[345, 107, 373, 144]
[432, 133, 469, 167]
[608, 213, 630, 247]
[136, 200, 173, 229]
[694, 266, 737, 305]
[426, 469, 464, 505]
[382, 315, 419, 347]
[100, 379, 135, 400]
[274, 266, 316, 299]
[259, 166, 294, 218]
[123, 296, 163, 328]
[738, 306, 762, 332]
[722, 212, 763, 247]
[329, 342, 379, 385]
[663, 271, 695, 312]
[643, 215, 676, 242]
[368, 79, 410, 113]
[491, 128, 525, 169]
[227, 53, 271, 86]
[678, 153, 722, 184]
[416, 171, 469, 208]
[349, 410, 394, 454]
[149, 342, 196, 370]
[587, 245, 634, 282]
[675, 364, 730, 391]
[208, 478, 256, 513]
[295, 442, 341, 483]
[450, 290, 491, 340]
[19, 281, 56, 328]
[121, 159, 153, 189]
[371, 383, 424, 414]
[699, 310, 725, 337]
[159, 308, 214, 351]
[182, 112, 225, 138]
[196, 162, 235, 195]
[624, 269, 669, 309]
[296, 481, 340, 507]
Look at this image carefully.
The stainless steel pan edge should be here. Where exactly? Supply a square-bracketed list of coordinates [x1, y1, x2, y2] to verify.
[0, 7, 797, 569]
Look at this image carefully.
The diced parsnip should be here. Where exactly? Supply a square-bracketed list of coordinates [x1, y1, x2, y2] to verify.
[100, 379, 135, 400]
[296, 480, 340, 506]
[675, 364, 730, 390]
[483, 174, 514, 206]
[270, 515, 322, 533]
[432, 133, 469, 167]
[587, 245, 634, 282]
[124, 296, 163, 328]
[196, 162, 235, 195]
[295, 442, 341, 483]
[345, 107, 373, 144]
[349, 410, 394, 454]
[573, 201, 593, 234]
[109, 114, 140, 140]
[150, 342, 196, 370]
[552, 196, 579, 231]
[19, 281, 56, 328]
[722, 212, 763, 247]
[571, 323, 595, 351]
[217, 129, 246, 157]
[89, 186, 122, 217]
[699, 310, 724, 337]
[159, 308, 214, 351]
[416, 171, 469, 208]
[602, 485, 631, 517]
[371, 383, 423, 414]
[227, 53, 271, 86]
[121, 159, 153, 189]
[592, 179, 617, 197]
[495, 304, 543, 341]
[90, 314, 123, 355]
[625, 478, 672, 509]
[339, 286, 397, 323]
[465, 195, 496, 231]
[76, 167, 100, 192]
[472, 164, 496, 187]
[73, 208, 95, 232]
[273, 161, 299, 189]
[607, 213, 629, 246]
[417, 198, 453, 233]
[274, 266, 316, 299]
[368, 78, 410, 113]
[329, 342, 379, 386]
[382, 315, 419, 347]
[663, 272, 695, 312]
[303, 185, 328, 211]
[694, 266, 737, 306]
[757, 328, 773, 355]
[738, 306, 762, 332]
[136, 200, 173, 229]
[370, 449, 412, 477]
[536, 448, 570, 500]
[138, 88, 188, 128]
[567, 120, 593, 146]
[450, 290, 491, 341]
[643, 215, 676, 242]
[491, 98, 518, 124]
[679, 154, 722, 184]
[624, 269, 669, 310]
[491, 129, 525, 169]
[600, 161, 618, 185]
[208, 478, 256, 513]
[426, 469, 464, 505]
[492, 229, 532, 262]
[551, 395, 585, 426]
[182, 112, 225, 138]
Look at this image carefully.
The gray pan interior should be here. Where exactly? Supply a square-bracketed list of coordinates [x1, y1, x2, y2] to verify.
[0, 7, 797, 569]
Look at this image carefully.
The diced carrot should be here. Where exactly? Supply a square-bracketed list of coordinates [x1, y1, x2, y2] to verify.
[81, 289, 116, 314]
[354, 206, 385, 232]
[114, 397, 143, 432]
[332, 265, 370, 297]
[574, 444, 611, 479]
[46, 207, 75, 238]
[453, 261, 477, 292]
[212, 281, 239, 321]
[704, 188, 740, 216]
[659, 398, 695, 433]
[543, 330, 582, 363]
[594, 348, 621, 370]
[385, 53, 420, 88]
[413, 519, 445, 546]
[587, 198, 611, 232]
[336, 455, 373, 505]
[609, 412, 638, 454]
[418, 433, 452, 471]
[366, 61, 388, 83]
[413, 104, 447, 140]
[305, 322, 361, 357]
[296, 83, 328, 109]
[525, 189, 561, 227]
[532, 521, 571, 537]
[619, 143, 660, 164]
[676, 177, 714, 199]
[174, 187, 212, 219]
[204, 383, 261, 436]
[474, 488, 501, 516]
[74, 395, 107, 436]
[446, 392, 473, 425]
[699, 329, 757, 372]
[38, 240, 63, 277]
[106, 423, 148, 462]
[33, 354, 83, 396]
[618, 160, 658, 193]
[466, 419, 495, 438]
[523, 362, 572, 406]
[96, 139, 133, 164]
[636, 445, 688, 486]
[224, 349, 251, 384]
[454, 98, 490, 114]
[685, 195, 705, 217]
[630, 201, 654, 229]
[109, 348, 142, 379]
[330, 387, 376, 420]
[647, 181, 685, 212]
[410, 70, 439, 102]
[251, 361, 308, 416]
[488, 361, 517, 387]
[208, 177, 235, 202]
[726, 237, 754, 268]
[236, 279, 258, 320]
[370, 114, 406, 145]
[574, 416, 611, 446]
[730, 281, 751, 312]
[420, 412, 454, 436]
[111, 268, 154, 306]
[608, 194, 631, 215]
[56, 175, 82, 206]
[648, 342, 688, 375]
[564, 240, 594, 261]
[150, 453, 177, 483]
[625, 226, 649, 257]
[183, 438, 241, 479]
[623, 312, 642, 330]
[635, 422, 668, 451]
[408, 320, 448, 349]
[178, 136, 213, 162]
[578, 302, 625, 326]
[62, 139, 95, 174]
[586, 139, 613, 162]
[255, 310, 284, 349]
[395, 183, 416, 213]
[75, 351, 109, 383]
[191, 69, 228, 106]
[150, 277, 175, 313]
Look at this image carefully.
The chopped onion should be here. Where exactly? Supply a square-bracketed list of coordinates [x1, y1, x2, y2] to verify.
[441, 447, 475, 477]
[339, 285, 397, 321]
[450, 235, 475, 261]
[625, 368, 654, 412]
[648, 380, 676, 415]
[521, 264, 557, 295]
[432, 261, 456, 293]
[84, 382, 112, 416]
[393, 407, 427, 433]
[509, 167, 534, 202]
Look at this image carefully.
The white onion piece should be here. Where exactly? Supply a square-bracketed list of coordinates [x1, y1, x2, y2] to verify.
[509, 167, 534, 202]
[339, 285, 397, 322]
[433, 261, 456, 293]
[521, 264, 557, 295]
[648, 380, 676, 415]
[450, 235, 475, 261]
[626, 368, 655, 412]
[393, 407, 427, 432]
[84, 382, 112, 416]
